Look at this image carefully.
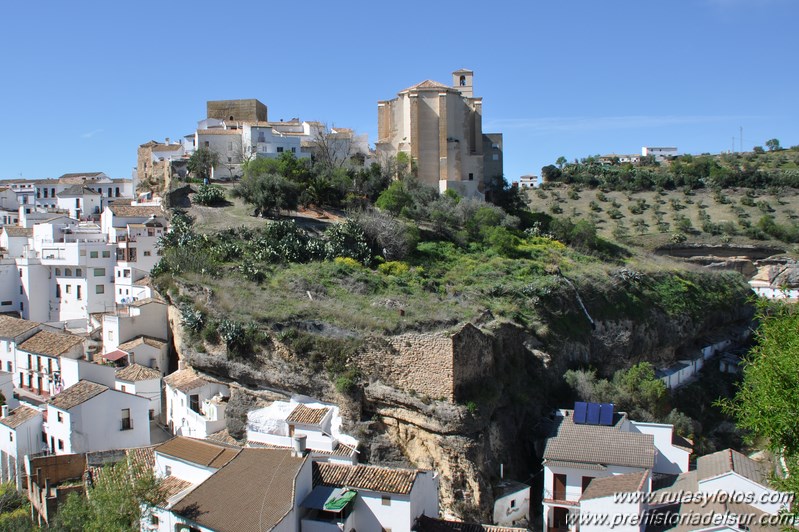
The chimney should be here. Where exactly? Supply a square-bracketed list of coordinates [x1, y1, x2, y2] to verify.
[1, 405, 7, 417]
[292, 435, 307, 457]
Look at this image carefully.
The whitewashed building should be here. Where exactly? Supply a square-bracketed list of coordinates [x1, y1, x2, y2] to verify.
[0, 404, 44, 490]
[44, 379, 150, 455]
[163, 369, 229, 439]
[14, 330, 85, 399]
[542, 403, 691, 531]
[114, 363, 162, 422]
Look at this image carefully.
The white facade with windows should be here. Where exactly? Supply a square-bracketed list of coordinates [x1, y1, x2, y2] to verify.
[0, 404, 44, 491]
[164, 369, 229, 439]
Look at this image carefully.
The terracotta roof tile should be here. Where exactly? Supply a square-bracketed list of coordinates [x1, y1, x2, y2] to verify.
[18, 330, 84, 357]
[580, 470, 649, 501]
[313, 462, 419, 495]
[116, 363, 161, 382]
[697, 448, 767, 484]
[57, 185, 101, 197]
[128, 297, 166, 308]
[402, 79, 451, 92]
[286, 404, 330, 425]
[154, 437, 240, 469]
[197, 129, 241, 135]
[163, 368, 209, 393]
[161, 475, 193, 499]
[0, 405, 41, 429]
[543, 411, 655, 469]
[0, 315, 39, 338]
[2, 226, 32, 237]
[172, 448, 305, 532]
[49, 380, 108, 411]
[117, 335, 167, 351]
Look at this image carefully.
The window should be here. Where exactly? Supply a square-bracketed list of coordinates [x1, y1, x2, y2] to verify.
[1, 301, 11, 306]
[121, 408, 132, 430]
[56, 284, 61, 298]
[291, 147, 296, 153]
[381, 496, 391, 506]
[90, 251, 99, 258]
[8, 432, 12, 442]
[115, 187, 120, 197]
[55, 268, 61, 276]
[189, 394, 200, 414]
[468, 173, 474, 181]
[41, 431, 46, 443]
[96, 284, 104, 294]
[57, 412, 63, 423]
[459, 75, 466, 86]
[144, 251, 151, 257]
[492, 154, 499, 161]
[80, 249, 86, 257]
[5, 362, 10, 372]
[277, 147, 284, 153]
[102, 250, 111, 258]
[58, 439, 64, 450]
[65, 285, 71, 294]
[77, 285, 81, 300]
[64, 268, 71, 276]
[121, 385, 127, 393]
[76, 268, 82, 276]
[164, 465, 172, 476]
[93, 268, 105, 277]
[150, 515, 159, 527]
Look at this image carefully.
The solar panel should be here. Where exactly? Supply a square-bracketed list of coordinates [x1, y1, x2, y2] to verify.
[573, 402, 588, 424]
[599, 403, 615, 426]
[586, 402, 601, 425]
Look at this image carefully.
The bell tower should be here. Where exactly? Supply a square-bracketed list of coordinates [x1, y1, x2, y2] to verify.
[452, 69, 474, 98]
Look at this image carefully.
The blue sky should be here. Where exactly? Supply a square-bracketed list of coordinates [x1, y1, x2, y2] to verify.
[0, 0, 796, 183]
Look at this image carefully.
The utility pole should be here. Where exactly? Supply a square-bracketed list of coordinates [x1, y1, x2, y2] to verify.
[740, 126, 743, 152]
[732, 137, 735, 154]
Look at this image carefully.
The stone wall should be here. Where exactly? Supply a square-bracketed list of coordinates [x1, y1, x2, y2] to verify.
[358, 323, 494, 403]
[207, 99, 267, 122]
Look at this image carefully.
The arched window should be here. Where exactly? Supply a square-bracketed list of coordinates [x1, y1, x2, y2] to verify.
[459, 75, 466, 86]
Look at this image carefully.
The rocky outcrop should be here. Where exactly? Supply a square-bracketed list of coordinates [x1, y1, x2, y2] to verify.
[166, 269, 755, 522]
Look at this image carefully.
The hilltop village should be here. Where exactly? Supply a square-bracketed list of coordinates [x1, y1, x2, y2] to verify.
[0, 70, 794, 531]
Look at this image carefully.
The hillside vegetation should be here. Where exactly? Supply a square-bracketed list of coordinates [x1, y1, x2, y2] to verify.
[534, 147, 799, 249]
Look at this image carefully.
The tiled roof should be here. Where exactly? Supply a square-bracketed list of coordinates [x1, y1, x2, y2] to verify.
[172, 449, 305, 532]
[580, 470, 649, 501]
[154, 437, 240, 469]
[151, 144, 182, 152]
[313, 462, 419, 495]
[671, 432, 693, 452]
[403, 79, 450, 92]
[197, 129, 241, 135]
[2, 226, 32, 237]
[18, 330, 84, 356]
[0, 405, 41, 429]
[207, 430, 240, 447]
[696, 448, 767, 484]
[0, 315, 39, 338]
[57, 185, 101, 196]
[58, 176, 103, 183]
[544, 460, 607, 471]
[246, 440, 356, 458]
[286, 404, 330, 425]
[116, 363, 161, 382]
[117, 335, 167, 351]
[163, 368, 209, 393]
[107, 204, 164, 218]
[414, 515, 527, 532]
[49, 380, 108, 411]
[161, 475, 192, 499]
[543, 411, 656, 469]
[662, 499, 771, 532]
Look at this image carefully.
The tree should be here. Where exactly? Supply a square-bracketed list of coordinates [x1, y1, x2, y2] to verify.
[484, 174, 526, 213]
[556, 156, 568, 169]
[232, 172, 300, 218]
[309, 124, 354, 170]
[719, 302, 799, 495]
[375, 181, 413, 215]
[541, 164, 562, 182]
[187, 147, 219, 182]
[765, 138, 781, 152]
[54, 456, 164, 532]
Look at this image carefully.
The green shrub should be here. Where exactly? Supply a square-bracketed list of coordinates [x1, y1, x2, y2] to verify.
[194, 184, 226, 206]
[378, 261, 410, 276]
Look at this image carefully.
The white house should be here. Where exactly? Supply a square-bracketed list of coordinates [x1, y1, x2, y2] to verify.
[14, 330, 85, 399]
[542, 403, 690, 531]
[0, 226, 31, 258]
[149, 441, 312, 532]
[642, 146, 678, 161]
[163, 368, 229, 439]
[0, 315, 41, 376]
[306, 461, 438, 532]
[493, 479, 530, 527]
[578, 470, 649, 532]
[102, 298, 169, 369]
[55, 185, 103, 220]
[115, 363, 162, 422]
[44, 379, 150, 455]
[0, 404, 44, 490]
[246, 398, 359, 463]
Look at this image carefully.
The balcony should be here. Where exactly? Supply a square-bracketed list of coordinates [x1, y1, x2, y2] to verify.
[543, 489, 579, 506]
